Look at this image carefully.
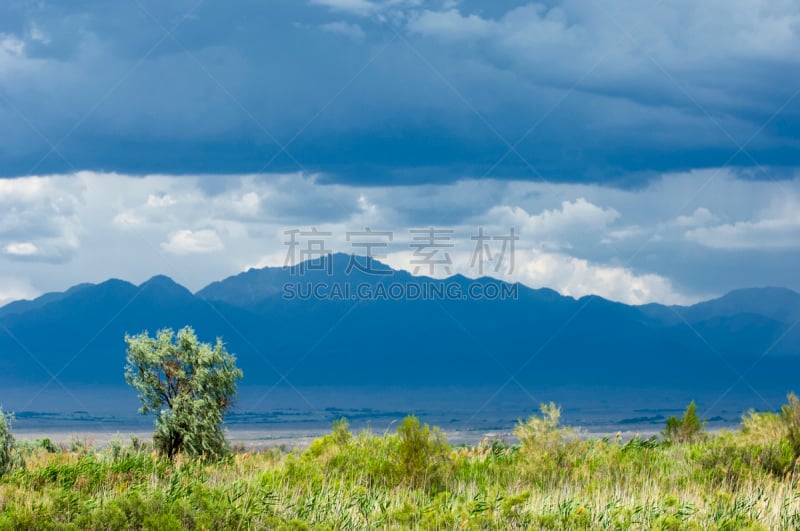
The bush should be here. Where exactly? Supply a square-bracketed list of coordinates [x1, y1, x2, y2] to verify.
[694, 430, 794, 483]
[781, 392, 800, 460]
[664, 401, 706, 443]
[40, 438, 59, 454]
[331, 417, 353, 446]
[396, 415, 451, 489]
[741, 409, 786, 443]
[690, 409, 797, 482]
[514, 402, 578, 479]
[0, 407, 22, 477]
[305, 418, 353, 460]
[514, 402, 565, 448]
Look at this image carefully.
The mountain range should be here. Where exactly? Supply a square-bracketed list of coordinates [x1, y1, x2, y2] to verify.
[1, 253, 798, 393]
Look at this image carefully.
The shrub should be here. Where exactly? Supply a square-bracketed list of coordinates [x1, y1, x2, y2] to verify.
[305, 418, 353, 460]
[40, 438, 59, 454]
[664, 401, 706, 443]
[331, 418, 353, 446]
[515, 402, 564, 444]
[124, 326, 243, 460]
[514, 402, 578, 479]
[741, 409, 786, 444]
[396, 415, 451, 489]
[781, 392, 800, 460]
[0, 407, 22, 477]
[694, 430, 794, 483]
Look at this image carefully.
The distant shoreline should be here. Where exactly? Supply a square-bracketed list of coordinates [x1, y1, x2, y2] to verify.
[11, 424, 721, 450]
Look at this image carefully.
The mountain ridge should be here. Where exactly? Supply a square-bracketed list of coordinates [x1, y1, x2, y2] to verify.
[1, 254, 798, 391]
[4, 253, 797, 318]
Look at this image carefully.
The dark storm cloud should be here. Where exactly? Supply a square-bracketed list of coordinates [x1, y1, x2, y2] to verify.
[0, 0, 798, 183]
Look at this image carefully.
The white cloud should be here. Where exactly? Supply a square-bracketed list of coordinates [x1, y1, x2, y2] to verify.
[601, 227, 646, 243]
[0, 34, 25, 56]
[669, 207, 715, 228]
[378, 246, 693, 305]
[687, 220, 800, 250]
[28, 24, 50, 45]
[146, 194, 177, 208]
[485, 198, 620, 249]
[408, 8, 492, 39]
[161, 229, 224, 255]
[407, 2, 800, 65]
[686, 201, 800, 250]
[0, 175, 83, 263]
[0, 170, 796, 304]
[113, 211, 145, 228]
[513, 249, 697, 305]
[529, 198, 620, 234]
[0, 176, 47, 200]
[320, 21, 366, 42]
[230, 192, 261, 217]
[0, 276, 38, 307]
[4, 242, 38, 256]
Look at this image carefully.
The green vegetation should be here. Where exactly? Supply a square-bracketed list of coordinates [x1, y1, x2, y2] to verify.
[0, 408, 21, 479]
[663, 400, 706, 443]
[2, 398, 800, 529]
[124, 327, 243, 460]
[781, 392, 800, 461]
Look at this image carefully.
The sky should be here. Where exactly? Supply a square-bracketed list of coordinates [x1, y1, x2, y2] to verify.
[0, 0, 799, 306]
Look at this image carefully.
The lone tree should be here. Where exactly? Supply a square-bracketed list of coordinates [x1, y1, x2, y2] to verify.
[124, 326, 243, 460]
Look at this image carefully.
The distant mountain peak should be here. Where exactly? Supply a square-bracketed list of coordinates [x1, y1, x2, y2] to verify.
[140, 274, 180, 288]
[197, 253, 408, 306]
[138, 275, 194, 300]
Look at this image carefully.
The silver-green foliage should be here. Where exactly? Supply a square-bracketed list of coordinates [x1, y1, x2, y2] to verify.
[0, 407, 20, 477]
[124, 326, 243, 460]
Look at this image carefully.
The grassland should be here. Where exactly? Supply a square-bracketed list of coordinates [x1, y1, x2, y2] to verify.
[1, 406, 800, 530]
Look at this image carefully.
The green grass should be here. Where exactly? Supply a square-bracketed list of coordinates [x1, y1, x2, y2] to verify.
[1, 409, 799, 529]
